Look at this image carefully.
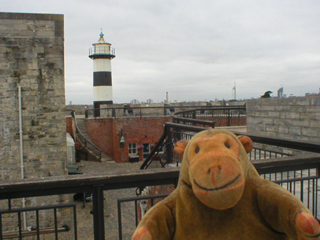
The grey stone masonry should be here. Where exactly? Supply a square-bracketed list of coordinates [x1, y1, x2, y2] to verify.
[247, 97, 320, 142]
[0, 12, 66, 180]
[0, 13, 70, 234]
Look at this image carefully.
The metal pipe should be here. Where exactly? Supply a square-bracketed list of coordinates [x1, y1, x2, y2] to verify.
[18, 85, 27, 230]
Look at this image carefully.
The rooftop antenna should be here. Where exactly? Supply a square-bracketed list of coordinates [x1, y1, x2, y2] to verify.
[232, 81, 237, 100]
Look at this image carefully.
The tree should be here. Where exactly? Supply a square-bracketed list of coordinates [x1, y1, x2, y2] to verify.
[261, 91, 272, 98]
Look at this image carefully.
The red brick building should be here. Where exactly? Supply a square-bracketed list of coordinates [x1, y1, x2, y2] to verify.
[66, 115, 170, 162]
[66, 103, 246, 163]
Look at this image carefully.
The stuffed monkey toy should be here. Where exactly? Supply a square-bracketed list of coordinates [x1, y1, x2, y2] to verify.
[132, 129, 320, 240]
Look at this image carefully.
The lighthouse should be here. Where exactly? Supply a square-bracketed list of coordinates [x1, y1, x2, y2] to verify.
[89, 31, 116, 116]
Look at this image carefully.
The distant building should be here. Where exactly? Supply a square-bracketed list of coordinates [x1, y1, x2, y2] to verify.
[131, 99, 140, 104]
[305, 88, 320, 97]
[277, 87, 284, 98]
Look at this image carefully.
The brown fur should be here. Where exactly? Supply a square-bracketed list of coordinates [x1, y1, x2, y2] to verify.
[132, 129, 320, 240]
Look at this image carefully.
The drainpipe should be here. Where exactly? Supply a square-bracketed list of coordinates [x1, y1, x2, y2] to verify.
[18, 85, 27, 230]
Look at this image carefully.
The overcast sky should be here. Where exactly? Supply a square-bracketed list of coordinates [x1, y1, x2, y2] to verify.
[2, 0, 320, 104]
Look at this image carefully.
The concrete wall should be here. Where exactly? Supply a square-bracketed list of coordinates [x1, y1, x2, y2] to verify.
[246, 97, 320, 142]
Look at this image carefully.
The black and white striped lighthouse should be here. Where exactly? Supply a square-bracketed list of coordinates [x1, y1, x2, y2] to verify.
[89, 31, 116, 115]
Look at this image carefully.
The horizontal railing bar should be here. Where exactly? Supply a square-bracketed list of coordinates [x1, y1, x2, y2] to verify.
[0, 168, 180, 200]
[158, 123, 320, 155]
[164, 122, 209, 132]
[155, 123, 320, 154]
[2, 226, 70, 239]
[173, 116, 216, 126]
[232, 131, 320, 153]
[84, 105, 246, 119]
[174, 106, 246, 113]
[118, 194, 170, 203]
[252, 154, 320, 171]
[0, 154, 319, 200]
[273, 176, 319, 184]
[252, 146, 293, 156]
[0, 203, 76, 214]
[86, 105, 246, 112]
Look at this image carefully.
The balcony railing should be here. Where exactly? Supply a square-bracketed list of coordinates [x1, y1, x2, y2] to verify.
[172, 106, 246, 126]
[0, 203, 76, 239]
[88, 46, 116, 58]
[0, 154, 320, 239]
[140, 120, 314, 169]
[84, 105, 246, 126]
[2, 108, 320, 239]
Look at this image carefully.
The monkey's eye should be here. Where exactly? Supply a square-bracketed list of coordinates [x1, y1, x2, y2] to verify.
[225, 142, 231, 149]
[195, 146, 200, 153]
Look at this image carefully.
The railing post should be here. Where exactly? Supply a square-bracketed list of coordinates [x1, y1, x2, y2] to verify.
[227, 109, 231, 126]
[166, 126, 174, 164]
[73, 205, 78, 240]
[94, 109, 101, 118]
[92, 185, 105, 240]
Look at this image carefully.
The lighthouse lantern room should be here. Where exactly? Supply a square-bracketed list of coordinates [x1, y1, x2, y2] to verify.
[89, 31, 116, 116]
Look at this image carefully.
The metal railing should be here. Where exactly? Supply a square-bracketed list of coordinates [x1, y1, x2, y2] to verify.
[0, 203, 76, 240]
[85, 106, 177, 119]
[172, 106, 246, 126]
[249, 147, 292, 160]
[72, 111, 102, 160]
[1, 107, 319, 239]
[84, 105, 246, 122]
[88, 46, 115, 57]
[117, 157, 320, 240]
[117, 194, 169, 239]
[140, 123, 210, 169]
[140, 120, 312, 169]
[0, 153, 319, 239]
[0, 168, 180, 240]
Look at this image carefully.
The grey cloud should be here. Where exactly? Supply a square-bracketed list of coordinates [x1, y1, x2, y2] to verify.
[2, 0, 320, 104]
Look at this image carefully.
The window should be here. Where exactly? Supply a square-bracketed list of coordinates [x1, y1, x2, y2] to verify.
[128, 143, 137, 155]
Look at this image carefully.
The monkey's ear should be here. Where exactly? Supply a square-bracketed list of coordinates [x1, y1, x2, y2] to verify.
[174, 140, 189, 158]
[238, 135, 253, 153]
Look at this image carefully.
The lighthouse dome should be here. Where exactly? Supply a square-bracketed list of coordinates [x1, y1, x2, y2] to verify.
[89, 31, 115, 59]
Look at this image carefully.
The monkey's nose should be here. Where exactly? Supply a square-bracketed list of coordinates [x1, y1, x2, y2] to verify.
[208, 165, 222, 185]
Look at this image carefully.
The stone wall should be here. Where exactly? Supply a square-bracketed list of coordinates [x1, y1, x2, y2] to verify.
[246, 97, 320, 142]
[0, 12, 66, 179]
[0, 12, 69, 232]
